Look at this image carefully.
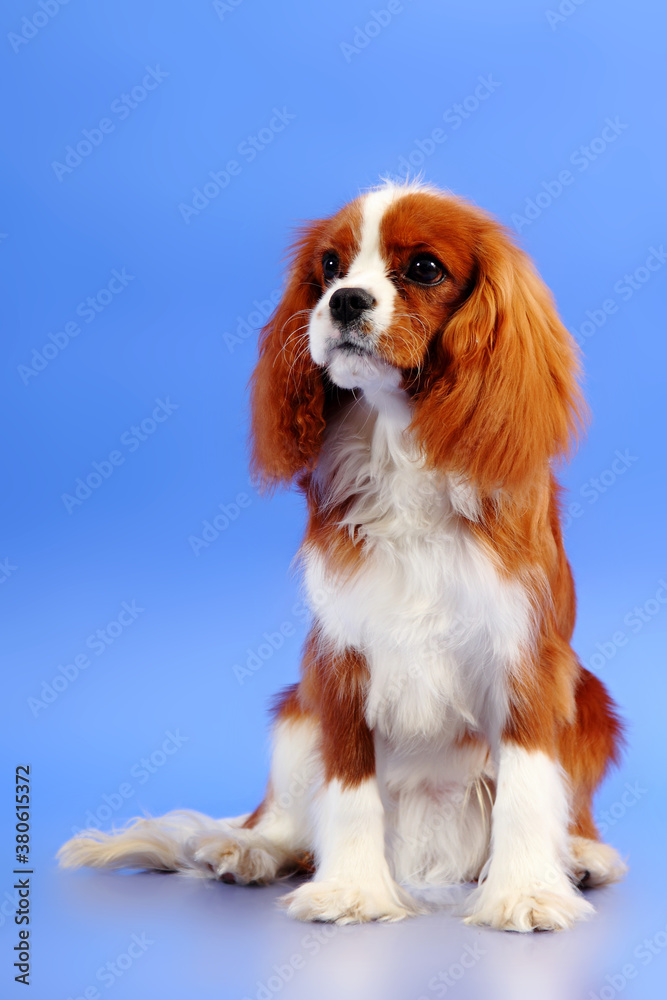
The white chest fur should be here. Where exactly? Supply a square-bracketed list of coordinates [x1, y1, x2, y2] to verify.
[302, 389, 534, 746]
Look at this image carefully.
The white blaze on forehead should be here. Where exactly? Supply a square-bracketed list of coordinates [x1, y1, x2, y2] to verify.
[346, 185, 401, 296]
[349, 178, 438, 272]
[341, 184, 406, 336]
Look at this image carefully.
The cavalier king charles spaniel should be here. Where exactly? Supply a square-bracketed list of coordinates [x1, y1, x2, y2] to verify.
[59, 181, 626, 932]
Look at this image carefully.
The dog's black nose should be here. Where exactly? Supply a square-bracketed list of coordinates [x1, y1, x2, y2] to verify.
[329, 287, 375, 326]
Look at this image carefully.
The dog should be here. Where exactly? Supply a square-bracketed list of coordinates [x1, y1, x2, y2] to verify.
[59, 181, 627, 931]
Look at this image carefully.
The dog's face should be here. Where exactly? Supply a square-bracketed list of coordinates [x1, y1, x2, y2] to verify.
[251, 182, 583, 497]
[307, 186, 477, 392]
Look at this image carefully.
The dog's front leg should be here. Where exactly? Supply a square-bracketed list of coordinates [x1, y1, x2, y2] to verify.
[465, 648, 596, 931]
[280, 647, 419, 924]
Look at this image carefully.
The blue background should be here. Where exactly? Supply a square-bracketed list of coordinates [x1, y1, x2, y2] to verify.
[2, 1, 666, 997]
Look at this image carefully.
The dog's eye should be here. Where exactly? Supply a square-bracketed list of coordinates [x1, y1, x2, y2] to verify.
[322, 252, 341, 284]
[405, 254, 446, 286]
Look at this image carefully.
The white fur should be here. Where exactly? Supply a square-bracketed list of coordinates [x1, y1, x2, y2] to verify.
[302, 394, 535, 746]
[251, 714, 321, 851]
[378, 734, 494, 887]
[281, 777, 420, 923]
[569, 835, 628, 888]
[465, 745, 594, 931]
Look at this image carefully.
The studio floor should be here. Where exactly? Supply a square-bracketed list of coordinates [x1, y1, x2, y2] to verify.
[30, 835, 667, 1000]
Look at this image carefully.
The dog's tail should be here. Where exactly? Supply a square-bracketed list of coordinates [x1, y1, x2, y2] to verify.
[57, 810, 248, 877]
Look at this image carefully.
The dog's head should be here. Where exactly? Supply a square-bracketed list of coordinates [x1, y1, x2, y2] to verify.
[250, 182, 584, 497]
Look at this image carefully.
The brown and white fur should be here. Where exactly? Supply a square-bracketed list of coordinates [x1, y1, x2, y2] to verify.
[59, 181, 626, 931]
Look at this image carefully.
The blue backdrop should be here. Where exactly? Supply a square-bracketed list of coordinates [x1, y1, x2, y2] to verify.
[2, 1, 666, 998]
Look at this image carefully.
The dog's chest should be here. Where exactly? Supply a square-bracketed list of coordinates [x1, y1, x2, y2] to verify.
[303, 400, 533, 742]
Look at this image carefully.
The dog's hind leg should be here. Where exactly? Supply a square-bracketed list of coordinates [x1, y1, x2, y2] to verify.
[58, 685, 321, 884]
[192, 689, 321, 882]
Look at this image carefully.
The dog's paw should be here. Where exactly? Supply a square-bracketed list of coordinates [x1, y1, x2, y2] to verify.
[570, 836, 628, 888]
[464, 881, 594, 932]
[192, 834, 280, 884]
[279, 877, 421, 924]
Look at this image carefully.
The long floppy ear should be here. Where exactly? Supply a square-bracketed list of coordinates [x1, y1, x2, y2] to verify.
[250, 221, 327, 489]
[412, 226, 586, 499]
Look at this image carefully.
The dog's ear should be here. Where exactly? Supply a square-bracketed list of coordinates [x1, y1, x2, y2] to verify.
[250, 221, 328, 489]
[412, 225, 586, 498]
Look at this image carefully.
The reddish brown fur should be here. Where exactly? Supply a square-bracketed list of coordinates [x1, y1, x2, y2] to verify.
[250, 203, 362, 488]
[559, 669, 625, 837]
[257, 635, 375, 792]
[387, 195, 586, 499]
[299, 632, 375, 787]
[299, 470, 366, 580]
[249, 187, 622, 834]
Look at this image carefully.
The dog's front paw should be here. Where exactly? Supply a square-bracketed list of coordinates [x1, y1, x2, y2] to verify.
[464, 881, 594, 932]
[279, 877, 420, 924]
